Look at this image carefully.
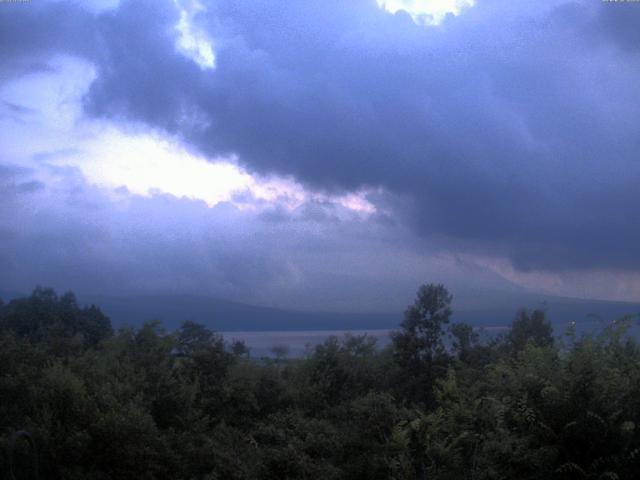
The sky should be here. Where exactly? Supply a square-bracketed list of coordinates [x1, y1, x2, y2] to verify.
[1, 0, 639, 312]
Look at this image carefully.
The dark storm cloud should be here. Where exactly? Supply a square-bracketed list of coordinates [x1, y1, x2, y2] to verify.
[590, 2, 640, 51]
[0, 1, 96, 80]
[4, 0, 640, 272]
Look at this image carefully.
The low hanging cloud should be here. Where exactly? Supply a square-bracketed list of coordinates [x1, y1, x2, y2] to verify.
[1, 0, 640, 277]
[2, 162, 501, 310]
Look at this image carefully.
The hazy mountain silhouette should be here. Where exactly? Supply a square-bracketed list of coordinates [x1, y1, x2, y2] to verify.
[3, 289, 636, 333]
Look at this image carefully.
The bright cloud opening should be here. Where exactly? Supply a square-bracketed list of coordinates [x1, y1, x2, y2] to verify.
[174, 0, 215, 69]
[377, 0, 475, 26]
[80, 131, 248, 206]
[0, 55, 377, 217]
[78, 129, 377, 216]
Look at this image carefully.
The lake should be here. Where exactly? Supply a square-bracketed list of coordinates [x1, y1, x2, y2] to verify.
[220, 329, 394, 358]
[220, 326, 510, 358]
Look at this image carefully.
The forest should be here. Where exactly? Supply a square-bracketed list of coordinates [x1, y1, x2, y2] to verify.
[1, 284, 639, 479]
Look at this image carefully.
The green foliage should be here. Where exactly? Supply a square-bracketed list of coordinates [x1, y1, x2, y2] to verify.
[508, 309, 554, 353]
[1, 286, 639, 479]
[0, 287, 112, 353]
[391, 283, 453, 406]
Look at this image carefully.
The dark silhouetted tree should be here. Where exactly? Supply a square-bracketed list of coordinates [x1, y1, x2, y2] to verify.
[508, 308, 554, 352]
[392, 283, 453, 406]
[449, 322, 478, 361]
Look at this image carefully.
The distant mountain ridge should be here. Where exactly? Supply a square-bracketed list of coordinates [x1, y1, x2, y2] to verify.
[2, 289, 638, 333]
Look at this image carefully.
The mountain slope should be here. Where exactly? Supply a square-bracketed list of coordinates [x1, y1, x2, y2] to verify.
[2, 289, 638, 332]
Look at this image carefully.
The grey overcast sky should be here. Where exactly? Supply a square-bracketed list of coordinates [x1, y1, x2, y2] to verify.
[1, 0, 639, 311]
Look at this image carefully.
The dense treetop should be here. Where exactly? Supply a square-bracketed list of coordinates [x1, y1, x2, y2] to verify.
[1, 285, 639, 479]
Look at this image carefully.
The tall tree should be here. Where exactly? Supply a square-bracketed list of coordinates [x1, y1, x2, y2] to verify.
[508, 309, 554, 353]
[391, 283, 453, 407]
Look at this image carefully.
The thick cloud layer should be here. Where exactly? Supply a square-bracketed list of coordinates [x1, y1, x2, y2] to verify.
[1, 0, 640, 276]
[2, 162, 514, 310]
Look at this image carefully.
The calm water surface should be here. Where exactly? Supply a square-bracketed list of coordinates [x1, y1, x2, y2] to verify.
[221, 327, 510, 358]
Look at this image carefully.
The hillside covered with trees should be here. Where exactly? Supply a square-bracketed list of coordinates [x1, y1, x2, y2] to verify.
[1, 285, 639, 479]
